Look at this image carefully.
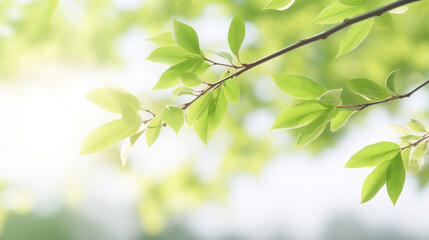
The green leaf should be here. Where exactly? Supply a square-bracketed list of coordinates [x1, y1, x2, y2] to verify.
[314, 2, 363, 24]
[207, 88, 228, 137]
[296, 108, 335, 149]
[146, 32, 176, 47]
[388, 124, 412, 137]
[339, 0, 367, 5]
[401, 148, 410, 171]
[263, 0, 295, 11]
[180, 72, 202, 87]
[121, 104, 142, 127]
[193, 89, 228, 143]
[207, 50, 234, 63]
[345, 142, 400, 168]
[173, 19, 201, 55]
[330, 110, 355, 132]
[385, 69, 399, 95]
[147, 46, 195, 65]
[121, 130, 144, 167]
[105, 83, 141, 111]
[318, 89, 342, 106]
[375, 13, 394, 31]
[86, 88, 122, 113]
[223, 79, 240, 104]
[161, 106, 184, 134]
[228, 14, 246, 56]
[272, 74, 327, 100]
[386, 153, 406, 205]
[272, 101, 327, 130]
[146, 115, 163, 148]
[186, 92, 213, 126]
[361, 161, 390, 204]
[407, 119, 428, 133]
[346, 78, 390, 101]
[80, 119, 140, 155]
[153, 58, 203, 90]
[48, 0, 59, 19]
[171, 87, 195, 99]
[337, 19, 373, 57]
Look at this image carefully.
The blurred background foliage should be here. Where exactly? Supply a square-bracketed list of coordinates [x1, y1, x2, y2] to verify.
[1, 0, 429, 239]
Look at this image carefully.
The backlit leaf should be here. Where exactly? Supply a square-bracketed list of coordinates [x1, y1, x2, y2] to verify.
[173, 19, 201, 55]
[296, 108, 335, 149]
[228, 14, 246, 56]
[314, 2, 363, 24]
[272, 74, 327, 100]
[86, 88, 122, 113]
[146, 32, 176, 46]
[80, 119, 140, 155]
[161, 106, 184, 134]
[346, 78, 390, 100]
[345, 142, 400, 168]
[146, 115, 163, 148]
[318, 89, 342, 106]
[147, 46, 195, 65]
[180, 72, 202, 87]
[223, 79, 240, 104]
[337, 19, 373, 57]
[153, 58, 203, 90]
[361, 161, 390, 204]
[407, 119, 427, 133]
[386, 153, 406, 205]
[385, 69, 399, 95]
[121, 130, 144, 167]
[330, 110, 355, 132]
[272, 101, 327, 130]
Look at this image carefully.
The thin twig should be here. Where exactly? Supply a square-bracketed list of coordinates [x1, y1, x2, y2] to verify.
[203, 57, 242, 69]
[401, 134, 429, 151]
[179, 0, 421, 110]
[338, 79, 429, 111]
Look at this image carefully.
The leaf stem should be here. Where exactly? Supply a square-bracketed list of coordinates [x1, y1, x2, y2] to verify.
[401, 134, 429, 151]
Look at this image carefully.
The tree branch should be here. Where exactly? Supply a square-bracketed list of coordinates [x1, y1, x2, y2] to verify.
[401, 134, 429, 151]
[179, 0, 421, 110]
[338, 79, 429, 111]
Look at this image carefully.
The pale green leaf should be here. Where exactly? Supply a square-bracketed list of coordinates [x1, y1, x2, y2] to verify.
[330, 110, 355, 132]
[318, 89, 342, 106]
[161, 106, 184, 134]
[147, 46, 195, 65]
[389, 6, 408, 14]
[173, 19, 201, 55]
[337, 19, 373, 57]
[345, 142, 400, 168]
[121, 130, 144, 167]
[207, 88, 228, 137]
[263, 0, 295, 11]
[146, 115, 163, 148]
[346, 78, 390, 101]
[375, 13, 394, 31]
[223, 79, 240, 104]
[272, 101, 327, 130]
[186, 92, 213, 126]
[207, 51, 233, 63]
[386, 153, 406, 205]
[105, 83, 141, 111]
[193, 106, 209, 144]
[80, 119, 140, 155]
[153, 58, 203, 90]
[146, 32, 176, 47]
[86, 88, 121, 113]
[314, 2, 363, 24]
[180, 72, 202, 87]
[120, 104, 142, 128]
[361, 161, 390, 204]
[48, 0, 59, 19]
[272, 74, 327, 100]
[296, 108, 334, 149]
[385, 69, 399, 95]
[407, 119, 427, 133]
[171, 87, 195, 99]
[388, 124, 411, 137]
[228, 14, 246, 56]
[401, 148, 410, 171]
